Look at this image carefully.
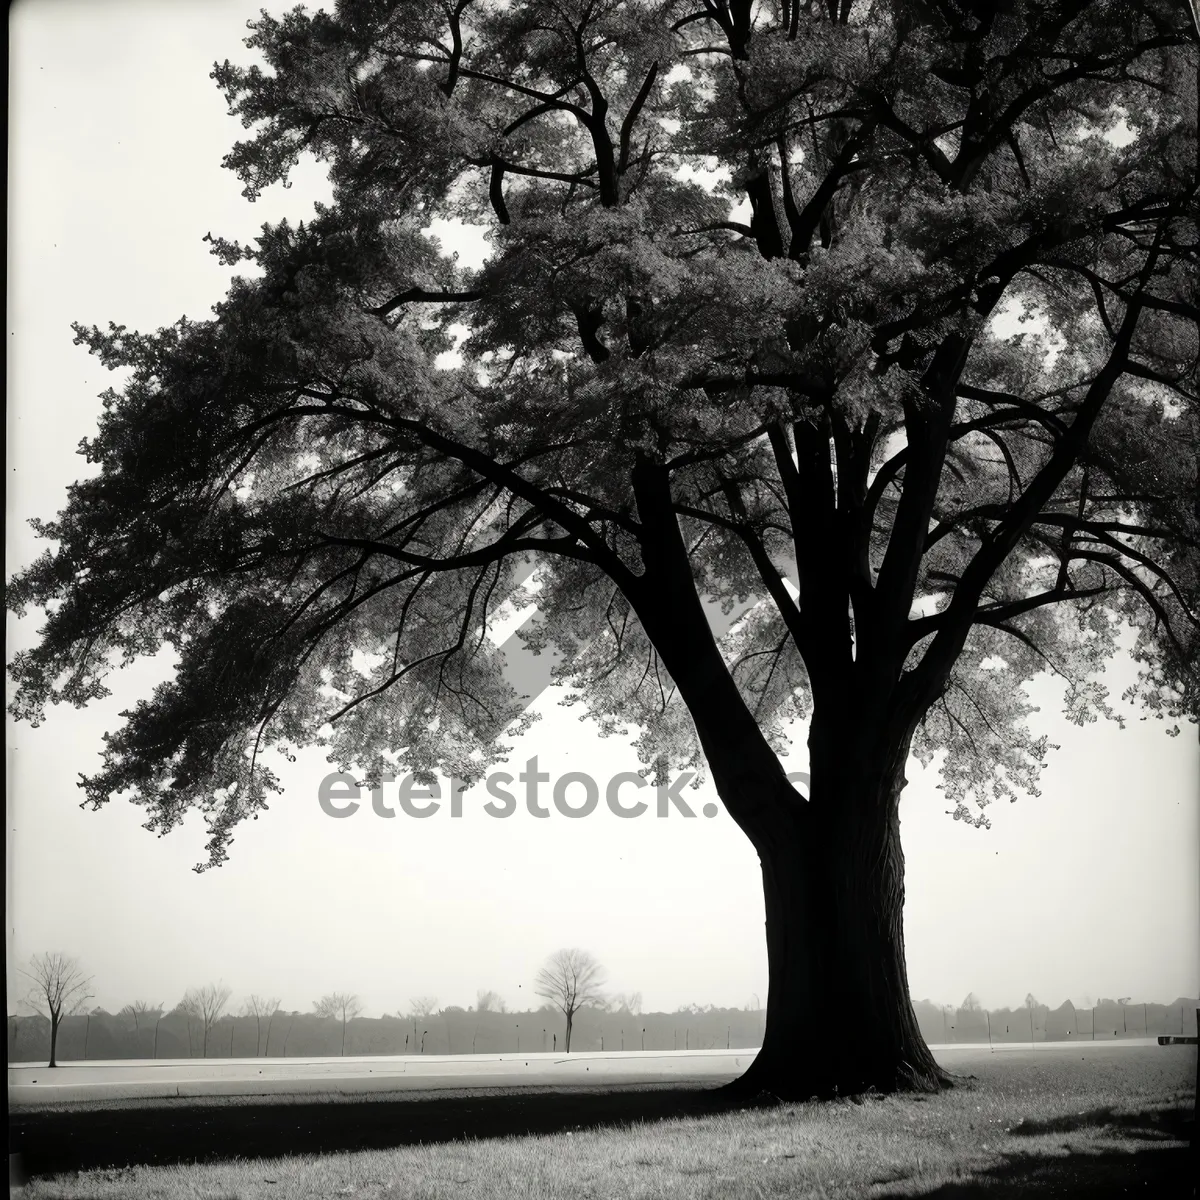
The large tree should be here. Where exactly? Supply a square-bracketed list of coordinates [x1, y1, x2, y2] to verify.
[7, 0, 1198, 1097]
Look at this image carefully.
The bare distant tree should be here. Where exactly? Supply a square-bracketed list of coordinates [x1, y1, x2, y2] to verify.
[242, 994, 281, 1056]
[475, 990, 507, 1014]
[1023, 993, 1040, 1040]
[409, 996, 439, 1021]
[170, 1001, 197, 1056]
[119, 1001, 162, 1056]
[180, 983, 232, 1057]
[314, 992, 363, 1055]
[281, 1012, 296, 1056]
[961, 993, 983, 1012]
[535, 949, 606, 1053]
[21, 953, 92, 1067]
[608, 992, 643, 1015]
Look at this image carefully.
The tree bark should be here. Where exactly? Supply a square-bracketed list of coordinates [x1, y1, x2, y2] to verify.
[564, 1012, 573, 1053]
[628, 455, 948, 1099]
[721, 715, 948, 1099]
[49, 1012, 60, 1068]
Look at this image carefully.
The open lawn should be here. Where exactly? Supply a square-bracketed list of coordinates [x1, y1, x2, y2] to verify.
[10, 1046, 1196, 1198]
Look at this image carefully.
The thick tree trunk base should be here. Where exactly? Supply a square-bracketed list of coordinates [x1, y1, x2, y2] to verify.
[723, 1040, 953, 1103]
[721, 752, 943, 1104]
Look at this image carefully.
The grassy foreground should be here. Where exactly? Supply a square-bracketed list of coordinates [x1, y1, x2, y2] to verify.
[13, 1047, 1196, 1198]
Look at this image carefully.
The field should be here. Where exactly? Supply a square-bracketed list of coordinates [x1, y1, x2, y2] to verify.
[10, 1045, 1197, 1198]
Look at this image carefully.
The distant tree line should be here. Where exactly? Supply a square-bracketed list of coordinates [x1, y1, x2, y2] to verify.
[7, 1001, 768, 1063]
[913, 994, 1200, 1045]
[12, 952, 1196, 1065]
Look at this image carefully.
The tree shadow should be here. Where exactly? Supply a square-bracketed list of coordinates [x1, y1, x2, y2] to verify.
[876, 1103, 1197, 1198]
[9, 1084, 742, 1176]
[12, 1089, 1196, 1196]
[877, 1144, 1195, 1198]
[1007, 1102, 1189, 1142]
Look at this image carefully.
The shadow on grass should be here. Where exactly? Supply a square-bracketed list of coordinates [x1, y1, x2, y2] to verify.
[1007, 1102, 1188, 1141]
[11, 1090, 1196, 1196]
[877, 1104, 1197, 1199]
[877, 1144, 1195, 1198]
[9, 1085, 742, 1177]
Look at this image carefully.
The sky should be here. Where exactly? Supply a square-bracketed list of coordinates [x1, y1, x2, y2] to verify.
[6, 0, 1199, 1021]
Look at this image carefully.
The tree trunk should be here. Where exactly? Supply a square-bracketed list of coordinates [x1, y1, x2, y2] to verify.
[564, 1013, 573, 1053]
[721, 716, 948, 1100]
[628, 456, 947, 1100]
[49, 1012, 60, 1068]
[636, 637, 945, 1097]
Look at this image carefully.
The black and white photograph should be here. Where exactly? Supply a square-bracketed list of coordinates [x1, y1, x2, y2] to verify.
[7, 0, 1200, 1195]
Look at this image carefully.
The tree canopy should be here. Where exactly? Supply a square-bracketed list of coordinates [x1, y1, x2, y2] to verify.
[7, 0, 1197, 877]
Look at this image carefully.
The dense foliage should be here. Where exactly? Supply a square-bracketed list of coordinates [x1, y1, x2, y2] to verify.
[8, 0, 1197, 881]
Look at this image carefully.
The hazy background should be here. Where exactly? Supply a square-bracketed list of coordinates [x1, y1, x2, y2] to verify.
[7, 0, 1198, 1020]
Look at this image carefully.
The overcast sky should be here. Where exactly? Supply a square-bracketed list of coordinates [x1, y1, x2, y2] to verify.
[7, 0, 1198, 1021]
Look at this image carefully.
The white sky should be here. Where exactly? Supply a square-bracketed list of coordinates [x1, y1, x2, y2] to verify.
[6, 0, 1198, 1020]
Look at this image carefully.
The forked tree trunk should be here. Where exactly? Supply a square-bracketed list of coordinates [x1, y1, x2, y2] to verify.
[640, 628, 945, 1097]
[629, 456, 949, 1100]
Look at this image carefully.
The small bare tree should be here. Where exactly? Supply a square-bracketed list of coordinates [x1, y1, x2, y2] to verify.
[404, 997, 439, 1051]
[608, 992, 643, 1015]
[1118, 996, 1132, 1034]
[409, 996, 439, 1020]
[21, 953, 92, 1068]
[180, 983, 232, 1057]
[170, 1001, 197, 1056]
[1024, 993, 1040, 1041]
[475, 990, 507, 1014]
[119, 1001, 162, 1056]
[535, 949, 605, 1053]
[314, 992, 363, 1055]
[242, 994, 281, 1056]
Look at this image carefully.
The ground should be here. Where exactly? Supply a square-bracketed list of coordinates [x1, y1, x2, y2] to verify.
[9, 1046, 1197, 1197]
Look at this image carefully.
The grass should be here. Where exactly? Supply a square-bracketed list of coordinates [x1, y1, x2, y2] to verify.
[11, 1047, 1196, 1198]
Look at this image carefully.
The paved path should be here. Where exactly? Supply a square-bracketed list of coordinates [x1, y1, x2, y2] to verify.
[8, 1048, 755, 1105]
[8, 1039, 1166, 1105]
